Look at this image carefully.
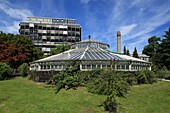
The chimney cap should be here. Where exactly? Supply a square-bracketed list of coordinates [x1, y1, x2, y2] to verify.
[117, 31, 121, 36]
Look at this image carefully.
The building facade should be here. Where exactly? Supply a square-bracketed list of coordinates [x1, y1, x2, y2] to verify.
[138, 54, 150, 62]
[19, 17, 82, 55]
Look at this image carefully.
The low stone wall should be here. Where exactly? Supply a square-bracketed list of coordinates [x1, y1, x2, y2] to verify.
[29, 70, 59, 82]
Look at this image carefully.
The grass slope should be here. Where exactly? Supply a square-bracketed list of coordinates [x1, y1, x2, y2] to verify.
[0, 77, 106, 113]
[118, 81, 170, 113]
[0, 77, 170, 113]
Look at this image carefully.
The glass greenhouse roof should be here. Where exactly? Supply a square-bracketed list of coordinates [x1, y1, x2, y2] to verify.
[34, 46, 149, 63]
[71, 37, 109, 49]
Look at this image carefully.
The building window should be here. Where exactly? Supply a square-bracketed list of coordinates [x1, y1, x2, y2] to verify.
[87, 65, 91, 69]
[102, 65, 106, 69]
[47, 65, 50, 69]
[82, 65, 85, 69]
[92, 65, 96, 69]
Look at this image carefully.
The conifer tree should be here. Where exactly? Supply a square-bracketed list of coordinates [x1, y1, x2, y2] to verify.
[126, 49, 130, 56]
[159, 28, 170, 68]
[123, 46, 126, 55]
[133, 47, 139, 58]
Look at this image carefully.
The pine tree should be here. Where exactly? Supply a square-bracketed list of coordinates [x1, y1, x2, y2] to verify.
[123, 46, 126, 55]
[159, 28, 170, 69]
[133, 47, 139, 58]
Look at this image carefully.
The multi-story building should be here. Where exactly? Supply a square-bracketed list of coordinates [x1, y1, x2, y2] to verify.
[19, 17, 82, 55]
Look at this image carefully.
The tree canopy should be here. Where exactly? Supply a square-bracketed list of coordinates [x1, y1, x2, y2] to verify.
[49, 44, 70, 56]
[159, 28, 170, 68]
[142, 28, 170, 69]
[0, 32, 43, 69]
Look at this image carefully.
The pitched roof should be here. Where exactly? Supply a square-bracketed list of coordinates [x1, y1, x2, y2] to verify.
[33, 46, 150, 63]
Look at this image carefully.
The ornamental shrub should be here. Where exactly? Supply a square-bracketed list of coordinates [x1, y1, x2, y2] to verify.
[0, 62, 13, 80]
[86, 70, 129, 113]
[103, 96, 118, 113]
[156, 66, 170, 78]
[137, 71, 147, 84]
[144, 70, 156, 84]
[18, 63, 29, 77]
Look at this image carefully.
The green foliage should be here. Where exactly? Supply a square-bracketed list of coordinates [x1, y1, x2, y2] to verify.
[155, 66, 170, 78]
[52, 62, 80, 93]
[18, 63, 29, 77]
[159, 28, 170, 69]
[137, 71, 148, 84]
[0, 32, 43, 69]
[143, 70, 156, 84]
[133, 47, 139, 58]
[51, 68, 131, 112]
[165, 75, 170, 80]
[0, 62, 13, 80]
[123, 46, 126, 55]
[123, 46, 130, 56]
[103, 96, 118, 113]
[86, 70, 129, 113]
[87, 70, 129, 97]
[142, 28, 170, 69]
[137, 70, 156, 84]
[142, 36, 161, 65]
[50, 44, 70, 56]
[126, 49, 130, 56]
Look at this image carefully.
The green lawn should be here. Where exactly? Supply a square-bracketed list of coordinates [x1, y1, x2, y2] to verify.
[118, 81, 170, 113]
[0, 77, 106, 113]
[0, 77, 170, 113]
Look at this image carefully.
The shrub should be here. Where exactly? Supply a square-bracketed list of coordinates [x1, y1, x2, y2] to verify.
[103, 96, 118, 113]
[18, 63, 29, 77]
[165, 76, 170, 80]
[121, 71, 137, 85]
[136, 70, 156, 84]
[0, 62, 13, 80]
[156, 67, 170, 78]
[86, 70, 129, 113]
[52, 62, 80, 93]
[137, 71, 148, 84]
[144, 70, 156, 84]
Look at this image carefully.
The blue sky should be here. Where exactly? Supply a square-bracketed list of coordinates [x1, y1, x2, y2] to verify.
[0, 0, 170, 53]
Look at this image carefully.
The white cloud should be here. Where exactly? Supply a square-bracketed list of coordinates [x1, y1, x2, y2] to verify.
[80, 0, 91, 4]
[0, 0, 33, 33]
[95, 0, 170, 53]
[118, 24, 137, 36]
[0, 0, 33, 21]
[4, 21, 20, 33]
[39, 0, 66, 17]
[126, 35, 149, 53]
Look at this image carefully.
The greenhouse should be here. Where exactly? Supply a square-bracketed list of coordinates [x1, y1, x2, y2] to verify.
[30, 37, 151, 71]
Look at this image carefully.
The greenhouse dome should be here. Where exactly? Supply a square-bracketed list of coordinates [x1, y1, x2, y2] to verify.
[30, 37, 151, 71]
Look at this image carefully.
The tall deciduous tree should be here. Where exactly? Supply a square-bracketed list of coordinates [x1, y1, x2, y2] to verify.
[133, 47, 139, 58]
[0, 32, 43, 69]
